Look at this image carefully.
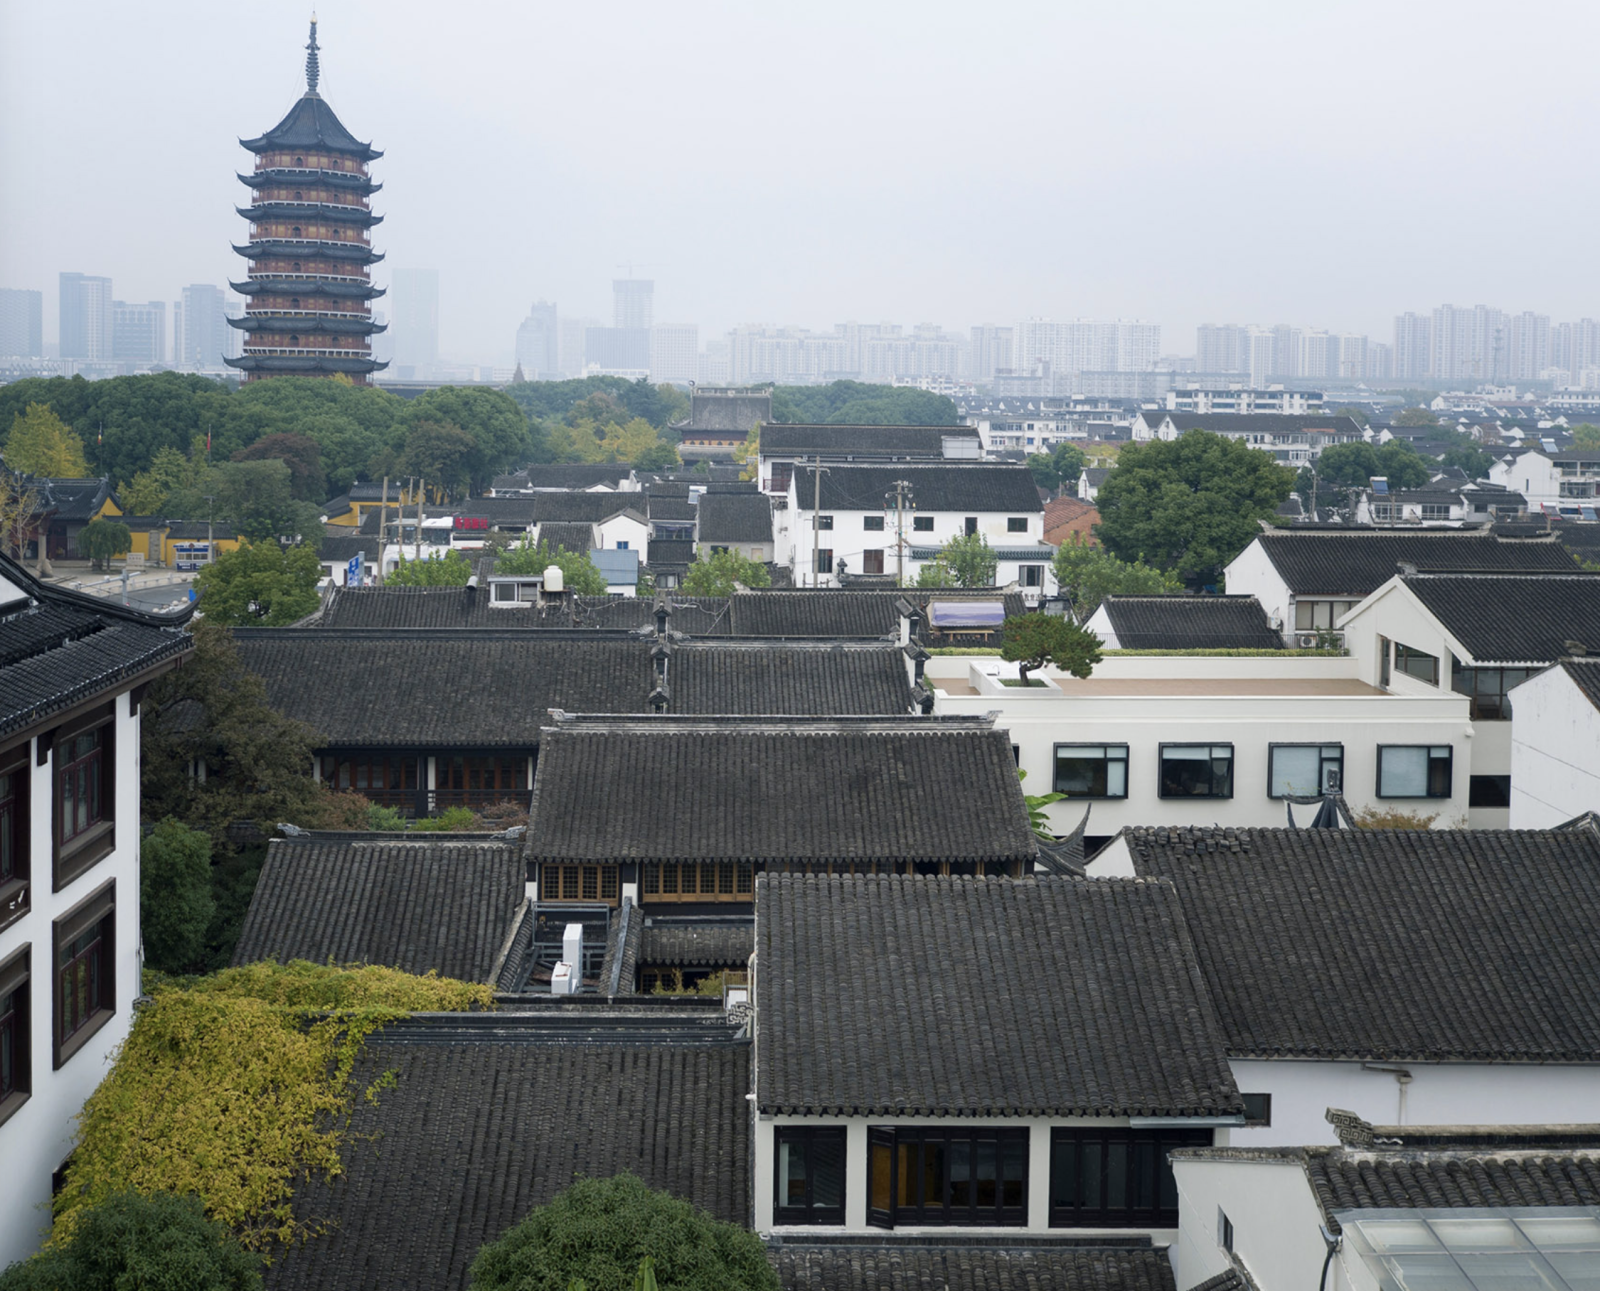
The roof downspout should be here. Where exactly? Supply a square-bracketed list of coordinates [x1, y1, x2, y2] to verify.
[1318, 1224, 1342, 1291]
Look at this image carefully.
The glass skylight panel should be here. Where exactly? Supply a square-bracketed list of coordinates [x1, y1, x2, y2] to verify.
[1338, 1209, 1600, 1291]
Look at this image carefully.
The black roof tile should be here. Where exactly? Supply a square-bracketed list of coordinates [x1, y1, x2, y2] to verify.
[697, 493, 774, 544]
[794, 464, 1042, 514]
[760, 424, 978, 458]
[232, 838, 524, 982]
[1125, 824, 1600, 1061]
[495, 464, 634, 490]
[1252, 530, 1576, 596]
[756, 874, 1240, 1117]
[1562, 660, 1600, 712]
[1401, 573, 1600, 663]
[640, 918, 754, 968]
[535, 521, 596, 553]
[263, 1020, 749, 1291]
[528, 717, 1038, 866]
[647, 539, 694, 569]
[666, 643, 911, 715]
[1098, 596, 1282, 650]
[1156, 413, 1365, 438]
[770, 1242, 1177, 1291]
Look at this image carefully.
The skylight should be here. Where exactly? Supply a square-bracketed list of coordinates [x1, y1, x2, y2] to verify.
[1337, 1207, 1600, 1291]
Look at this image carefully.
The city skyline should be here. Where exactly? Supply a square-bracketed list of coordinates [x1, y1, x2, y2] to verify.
[6, 2, 1600, 363]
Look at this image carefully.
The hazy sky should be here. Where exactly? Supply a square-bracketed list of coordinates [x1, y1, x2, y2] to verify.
[5, 0, 1599, 363]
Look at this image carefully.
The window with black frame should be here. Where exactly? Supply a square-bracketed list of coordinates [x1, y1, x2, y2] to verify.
[1376, 745, 1453, 799]
[1267, 744, 1343, 798]
[1048, 1127, 1210, 1228]
[773, 1127, 846, 1225]
[1451, 661, 1532, 720]
[1159, 745, 1233, 799]
[868, 1127, 1027, 1228]
[1054, 744, 1128, 798]
[0, 946, 28, 1126]
[1393, 643, 1439, 686]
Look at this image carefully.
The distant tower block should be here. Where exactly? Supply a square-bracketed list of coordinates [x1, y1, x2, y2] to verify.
[227, 18, 388, 384]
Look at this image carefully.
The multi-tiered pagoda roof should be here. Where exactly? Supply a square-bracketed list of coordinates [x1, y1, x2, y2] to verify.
[226, 19, 387, 383]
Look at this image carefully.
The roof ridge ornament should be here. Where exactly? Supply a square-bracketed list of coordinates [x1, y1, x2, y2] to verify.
[305, 15, 321, 95]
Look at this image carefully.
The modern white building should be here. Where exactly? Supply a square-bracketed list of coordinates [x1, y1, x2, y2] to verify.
[0, 555, 192, 1266]
[1163, 387, 1323, 415]
[648, 323, 698, 385]
[1507, 660, 1600, 827]
[1489, 444, 1600, 516]
[1130, 412, 1364, 466]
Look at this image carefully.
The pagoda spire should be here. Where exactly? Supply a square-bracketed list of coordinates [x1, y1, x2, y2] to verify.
[305, 15, 320, 94]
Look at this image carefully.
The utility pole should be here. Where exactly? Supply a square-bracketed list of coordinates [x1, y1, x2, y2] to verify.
[416, 478, 425, 564]
[397, 478, 411, 567]
[378, 476, 390, 584]
[809, 456, 829, 588]
[888, 479, 913, 587]
[204, 494, 215, 567]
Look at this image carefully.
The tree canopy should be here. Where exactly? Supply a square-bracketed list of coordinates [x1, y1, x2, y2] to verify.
[681, 548, 771, 596]
[1026, 442, 1086, 496]
[916, 531, 997, 588]
[386, 548, 474, 586]
[468, 1174, 779, 1291]
[140, 819, 216, 975]
[5, 402, 90, 477]
[1394, 406, 1440, 427]
[195, 541, 321, 627]
[769, 380, 959, 426]
[232, 433, 326, 501]
[1051, 534, 1182, 617]
[1093, 431, 1295, 586]
[0, 1190, 263, 1291]
[1001, 613, 1103, 685]
[79, 518, 132, 570]
[496, 538, 608, 593]
[1571, 423, 1600, 448]
[1305, 440, 1432, 493]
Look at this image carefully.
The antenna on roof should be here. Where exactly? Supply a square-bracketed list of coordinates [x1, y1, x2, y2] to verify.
[305, 15, 321, 94]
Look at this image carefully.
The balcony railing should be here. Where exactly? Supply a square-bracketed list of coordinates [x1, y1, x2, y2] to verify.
[247, 271, 372, 285]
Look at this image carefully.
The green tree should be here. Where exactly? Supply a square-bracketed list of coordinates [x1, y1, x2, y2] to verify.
[78, 518, 132, 570]
[1332, 404, 1371, 428]
[0, 1190, 262, 1291]
[681, 548, 772, 596]
[1025, 442, 1087, 496]
[1439, 441, 1494, 480]
[769, 380, 958, 426]
[920, 530, 998, 588]
[386, 548, 473, 586]
[600, 417, 672, 466]
[1310, 440, 1431, 492]
[1394, 406, 1440, 427]
[631, 441, 680, 472]
[496, 538, 608, 593]
[915, 561, 958, 588]
[121, 445, 201, 515]
[1001, 612, 1102, 685]
[405, 386, 532, 492]
[1094, 431, 1295, 585]
[206, 459, 324, 548]
[1571, 423, 1600, 448]
[5, 403, 91, 477]
[1051, 533, 1182, 617]
[195, 541, 321, 626]
[400, 419, 477, 499]
[141, 819, 216, 975]
[468, 1174, 779, 1291]
[231, 432, 326, 501]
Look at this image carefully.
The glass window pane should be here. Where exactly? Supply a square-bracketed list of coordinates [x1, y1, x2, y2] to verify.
[1081, 1141, 1102, 1208]
[1272, 746, 1321, 797]
[948, 1140, 970, 1208]
[1106, 1141, 1128, 1211]
[897, 1143, 916, 1208]
[1052, 1138, 1077, 1209]
[780, 1138, 806, 1206]
[1380, 747, 1429, 796]
[974, 1140, 996, 1209]
[1001, 1137, 1026, 1208]
[922, 1140, 945, 1215]
[1106, 760, 1127, 797]
[812, 1133, 844, 1209]
[870, 1141, 892, 1213]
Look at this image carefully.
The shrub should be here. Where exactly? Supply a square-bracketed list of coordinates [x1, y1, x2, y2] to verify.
[140, 820, 216, 975]
[411, 805, 480, 832]
[469, 1174, 778, 1291]
[365, 803, 410, 832]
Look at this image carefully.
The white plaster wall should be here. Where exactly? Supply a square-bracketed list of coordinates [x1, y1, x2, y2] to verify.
[1083, 603, 1120, 648]
[1171, 1157, 1331, 1291]
[594, 514, 650, 551]
[1509, 667, 1600, 827]
[1222, 1059, 1600, 1149]
[0, 701, 143, 1266]
[1221, 540, 1293, 636]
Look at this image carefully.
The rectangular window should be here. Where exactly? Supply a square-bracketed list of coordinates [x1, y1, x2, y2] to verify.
[1379, 635, 1392, 687]
[774, 1127, 846, 1225]
[0, 746, 28, 932]
[913, 516, 934, 532]
[542, 864, 620, 905]
[817, 515, 834, 531]
[1451, 660, 1531, 721]
[863, 515, 885, 531]
[1268, 744, 1343, 798]
[54, 710, 114, 891]
[0, 945, 29, 1127]
[1007, 517, 1029, 533]
[1393, 643, 1439, 686]
[1241, 1093, 1271, 1126]
[1049, 1127, 1210, 1228]
[964, 517, 978, 536]
[642, 862, 752, 903]
[53, 879, 114, 1068]
[1021, 565, 1043, 588]
[815, 549, 834, 575]
[59, 729, 104, 844]
[768, 462, 793, 494]
[862, 550, 885, 575]
[1054, 744, 1128, 799]
[1159, 744, 1234, 799]
[1469, 775, 1512, 808]
[867, 1127, 1027, 1228]
[1377, 745, 1453, 799]
[1220, 1209, 1235, 1253]
[616, 540, 629, 550]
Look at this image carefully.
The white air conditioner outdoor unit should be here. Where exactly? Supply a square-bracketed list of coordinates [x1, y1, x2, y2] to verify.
[1296, 633, 1320, 648]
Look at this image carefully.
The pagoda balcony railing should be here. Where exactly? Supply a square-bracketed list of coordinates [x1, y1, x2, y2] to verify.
[250, 198, 370, 212]
[247, 270, 371, 285]
[243, 346, 372, 357]
[248, 234, 372, 250]
[244, 307, 373, 321]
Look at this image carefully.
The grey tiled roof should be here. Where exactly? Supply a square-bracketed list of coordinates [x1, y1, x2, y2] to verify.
[1402, 573, 1600, 663]
[639, 919, 753, 968]
[317, 534, 380, 565]
[770, 1241, 1177, 1291]
[1125, 825, 1600, 1061]
[1253, 530, 1575, 595]
[760, 423, 979, 458]
[1098, 595, 1282, 649]
[755, 874, 1241, 1118]
[646, 539, 694, 569]
[232, 838, 524, 981]
[535, 521, 596, 553]
[1563, 660, 1600, 712]
[263, 1018, 750, 1291]
[696, 492, 774, 543]
[496, 464, 633, 490]
[665, 643, 911, 715]
[527, 717, 1039, 866]
[795, 464, 1042, 514]
[1159, 412, 1365, 439]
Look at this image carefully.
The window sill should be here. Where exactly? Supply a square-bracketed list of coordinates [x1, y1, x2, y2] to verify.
[56, 1006, 115, 1070]
[0, 877, 28, 933]
[0, 1087, 30, 1131]
[54, 821, 115, 892]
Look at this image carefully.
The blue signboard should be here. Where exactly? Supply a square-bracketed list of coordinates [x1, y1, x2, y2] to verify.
[347, 553, 363, 585]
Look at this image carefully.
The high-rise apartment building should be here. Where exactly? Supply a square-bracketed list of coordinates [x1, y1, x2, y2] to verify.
[1393, 313, 1432, 380]
[1196, 324, 1246, 373]
[1553, 319, 1600, 380]
[175, 284, 231, 372]
[558, 316, 598, 377]
[1015, 320, 1160, 377]
[515, 301, 559, 379]
[649, 323, 699, 384]
[59, 273, 113, 361]
[1431, 303, 1505, 382]
[391, 269, 440, 373]
[0, 289, 43, 357]
[1245, 329, 1276, 387]
[969, 325, 1014, 382]
[613, 279, 653, 330]
[1507, 312, 1550, 381]
[1270, 325, 1302, 383]
[111, 300, 167, 367]
[1366, 341, 1393, 383]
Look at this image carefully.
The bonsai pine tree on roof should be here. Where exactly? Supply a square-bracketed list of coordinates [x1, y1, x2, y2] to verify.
[1001, 612, 1103, 686]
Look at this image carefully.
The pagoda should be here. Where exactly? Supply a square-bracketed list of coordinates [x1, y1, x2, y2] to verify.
[227, 18, 387, 383]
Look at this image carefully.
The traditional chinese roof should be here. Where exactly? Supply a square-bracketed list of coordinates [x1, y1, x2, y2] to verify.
[1096, 595, 1283, 650]
[1249, 529, 1576, 596]
[696, 492, 774, 544]
[240, 22, 381, 161]
[771, 1240, 1178, 1291]
[760, 423, 980, 459]
[1400, 573, 1600, 664]
[794, 464, 1042, 514]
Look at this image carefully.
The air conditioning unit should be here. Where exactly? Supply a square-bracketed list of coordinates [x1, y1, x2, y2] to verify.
[1296, 633, 1320, 648]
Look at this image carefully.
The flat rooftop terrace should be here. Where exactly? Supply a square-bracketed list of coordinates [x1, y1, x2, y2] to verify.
[930, 675, 1386, 698]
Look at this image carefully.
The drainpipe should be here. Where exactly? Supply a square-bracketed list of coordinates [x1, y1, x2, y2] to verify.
[1318, 1224, 1343, 1291]
[1360, 1062, 1414, 1124]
